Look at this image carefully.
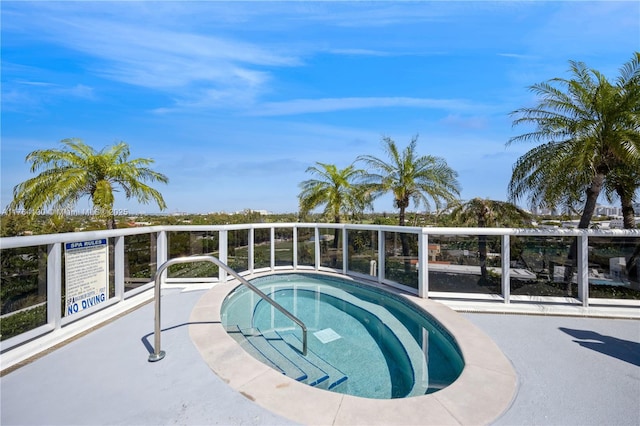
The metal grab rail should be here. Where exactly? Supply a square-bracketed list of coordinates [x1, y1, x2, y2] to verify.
[148, 255, 308, 362]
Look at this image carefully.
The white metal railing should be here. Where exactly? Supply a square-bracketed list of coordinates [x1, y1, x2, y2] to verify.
[1, 223, 639, 355]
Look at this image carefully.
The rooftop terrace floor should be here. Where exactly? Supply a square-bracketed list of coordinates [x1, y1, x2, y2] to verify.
[1, 281, 639, 426]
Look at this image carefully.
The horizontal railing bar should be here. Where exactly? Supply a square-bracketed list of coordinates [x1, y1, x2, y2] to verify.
[0, 302, 47, 320]
[2, 224, 638, 250]
[0, 226, 165, 249]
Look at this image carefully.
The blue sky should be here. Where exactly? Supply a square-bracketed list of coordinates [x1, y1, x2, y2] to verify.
[2, 1, 639, 215]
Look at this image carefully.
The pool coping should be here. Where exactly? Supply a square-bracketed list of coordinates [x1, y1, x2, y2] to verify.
[189, 272, 518, 426]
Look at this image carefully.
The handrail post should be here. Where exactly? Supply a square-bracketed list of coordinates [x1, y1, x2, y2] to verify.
[148, 269, 166, 362]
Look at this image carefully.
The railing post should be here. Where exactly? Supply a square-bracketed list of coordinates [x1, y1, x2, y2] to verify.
[314, 227, 320, 270]
[418, 230, 428, 298]
[47, 243, 62, 329]
[248, 227, 255, 273]
[219, 230, 228, 282]
[270, 227, 275, 270]
[379, 230, 386, 283]
[156, 230, 167, 280]
[114, 235, 125, 301]
[577, 232, 589, 307]
[292, 225, 298, 270]
[342, 227, 348, 275]
[502, 234, 510, 304]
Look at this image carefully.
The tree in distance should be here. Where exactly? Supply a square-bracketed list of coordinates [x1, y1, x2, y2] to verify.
[10, 138, 169, 229]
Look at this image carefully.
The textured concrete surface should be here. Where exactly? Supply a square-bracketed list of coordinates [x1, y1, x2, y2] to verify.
[0, 288, 295, 426]
[464, 313, 640, 426]
[1, 281, 638, 426]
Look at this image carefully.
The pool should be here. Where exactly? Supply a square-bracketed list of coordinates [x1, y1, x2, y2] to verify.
[221, 273, 464, 399]
[589, 278, 629, 287]
[190, 271, 517, 424]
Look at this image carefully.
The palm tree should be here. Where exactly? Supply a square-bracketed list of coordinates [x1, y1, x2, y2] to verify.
[357, 136, 461, 228]
[508, 52, 640, 229]
[450, 198, 531, 282]
[507, 53, 640, 288]
[298, 162, 371, 247]
[10, 139, 169, 229]
[358, 136, 460, 269]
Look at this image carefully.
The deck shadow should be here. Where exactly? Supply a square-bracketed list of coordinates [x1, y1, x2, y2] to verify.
[559, 327, 640, 367]
[141, 321, 220, 355]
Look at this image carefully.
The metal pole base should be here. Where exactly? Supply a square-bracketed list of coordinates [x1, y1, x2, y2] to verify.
[148, 350, 166, 362]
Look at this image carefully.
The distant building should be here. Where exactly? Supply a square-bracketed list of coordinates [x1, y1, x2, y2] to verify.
[609, 217, 624, 229]
[427, 244, 441, 261]
[610, 257, 626, 281]
[531, 203, 626, 218]
[531, 206, 557, 216]
[595, 205, 622, 217]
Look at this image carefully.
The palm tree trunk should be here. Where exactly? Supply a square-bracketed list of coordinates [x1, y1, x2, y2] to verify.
[398, 206, 409, 255]
[332, 214, 340, 249]
[397, 206, 413, 275]
[616, 186, 636, 229]
[577, 174, 603, 229]
[478, 235, 488, 283]
[626, 244, 640, 289]
[616, 179, 639, 284]
[107, 215, 117, 230]
[564, 173, 605, 292]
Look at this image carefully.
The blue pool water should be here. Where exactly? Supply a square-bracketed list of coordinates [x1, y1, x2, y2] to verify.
[221, 273, 464, 399]
[589, 278, 629, 287]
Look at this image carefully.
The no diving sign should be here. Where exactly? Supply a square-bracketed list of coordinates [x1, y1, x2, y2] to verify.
[64, 239, 109, 316]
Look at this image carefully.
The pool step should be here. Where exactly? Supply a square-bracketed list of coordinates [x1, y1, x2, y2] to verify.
[227, 326, 348, 390]
[261, 329, 330, 387]
[279, 331, 348, 390]
[226, 326, 307, 382]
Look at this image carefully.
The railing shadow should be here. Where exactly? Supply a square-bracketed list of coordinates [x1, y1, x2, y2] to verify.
[141, 321, 220, 355]
[559, 327, 640, 367]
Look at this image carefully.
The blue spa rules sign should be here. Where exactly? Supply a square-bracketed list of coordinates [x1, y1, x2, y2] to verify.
[64, 239, 109, 316]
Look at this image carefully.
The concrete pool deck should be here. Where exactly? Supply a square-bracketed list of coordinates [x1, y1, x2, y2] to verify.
[1, 277, 639, 425]
[189, 275, 517, 425]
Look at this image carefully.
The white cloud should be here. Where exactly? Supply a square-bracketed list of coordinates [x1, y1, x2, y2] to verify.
[251, 97, 481, 117]
[58, 84, 95, 100]
[439, 114, 488, 130]
[15, 80, 57, 87]
[328, 48, 394, 57]
[5, 6, 301, 110]
[2, 81, 96, 112]
[498, 53, 538, 60]
[62, 22, 297, 90]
